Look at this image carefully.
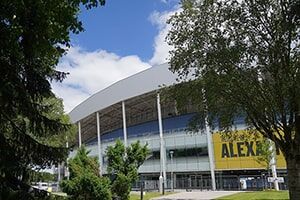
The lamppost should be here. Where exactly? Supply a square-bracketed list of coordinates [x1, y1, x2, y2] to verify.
[170, 150, 174, 191]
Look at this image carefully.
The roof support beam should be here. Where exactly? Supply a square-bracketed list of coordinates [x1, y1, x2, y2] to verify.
[122, 101, 128, 148]
[157, 93, 167, 191]
[78, 121, 82, 147]
[96, 112, 103, 176]
[205, 111, 216, 190]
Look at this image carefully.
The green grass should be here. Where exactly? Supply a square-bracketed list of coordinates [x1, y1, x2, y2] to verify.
[216, 191, 289, 200]
[130, 192, 175, 200]
[51, 192, 67, 197]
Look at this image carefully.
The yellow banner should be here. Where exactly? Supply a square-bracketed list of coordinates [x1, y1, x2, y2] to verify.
[213, 131, 286, 170]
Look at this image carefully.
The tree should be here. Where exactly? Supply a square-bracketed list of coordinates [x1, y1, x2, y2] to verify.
[255, 138, 273, 189]
[28, 170, 55, 183]
[166, 0, 300, 198]
[256, 138, 273, 171]
[0, 0, 105, 196]
[256, 139, 273, 172]
[106, 140, 149, 200]
[60, 146, 111, 200]
[38, 97, 76, 147]
[0, 96, 76, 198]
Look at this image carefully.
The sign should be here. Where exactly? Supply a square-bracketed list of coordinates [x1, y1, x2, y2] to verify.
[268, 177, 284, 183]
[213, 131, 287, 170]
[268, 177, 275, 182]
[278, 177, 285, 183]
[221, 141, 262, 158]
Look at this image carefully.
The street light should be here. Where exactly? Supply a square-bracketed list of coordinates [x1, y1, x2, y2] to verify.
[170, 150, 174, 191]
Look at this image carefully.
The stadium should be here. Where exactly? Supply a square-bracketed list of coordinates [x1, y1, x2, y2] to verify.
[69, 63, 288, 191]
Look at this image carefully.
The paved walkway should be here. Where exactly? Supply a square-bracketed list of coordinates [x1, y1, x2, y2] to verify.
[151, 191, 241, 200]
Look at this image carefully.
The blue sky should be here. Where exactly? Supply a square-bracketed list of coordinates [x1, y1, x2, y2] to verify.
[52, 0, 181, 112]
[72, 0, 178, 61]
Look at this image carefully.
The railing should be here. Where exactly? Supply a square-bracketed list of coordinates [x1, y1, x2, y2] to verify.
[86, 127, 189, 146]
[132, 174, 289, 191]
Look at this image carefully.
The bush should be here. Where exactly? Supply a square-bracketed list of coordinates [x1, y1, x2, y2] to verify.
[106, 140, 149, 200]
[60, 146, 111, 200]
[111, 173, 131, 200]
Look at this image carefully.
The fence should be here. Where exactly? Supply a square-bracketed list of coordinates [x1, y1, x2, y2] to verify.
[133, 173, 288, 191]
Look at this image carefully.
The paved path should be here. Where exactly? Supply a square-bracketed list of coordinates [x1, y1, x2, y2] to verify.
[151, 191, 241, 200]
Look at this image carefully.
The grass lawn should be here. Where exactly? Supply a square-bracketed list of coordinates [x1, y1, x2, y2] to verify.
[130, 192, 175, 200]
[216, 191, 289, 200]
[51, 192, 67, 197]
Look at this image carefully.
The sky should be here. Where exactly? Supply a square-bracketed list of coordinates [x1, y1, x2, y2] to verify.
[52, 0, 181, 112]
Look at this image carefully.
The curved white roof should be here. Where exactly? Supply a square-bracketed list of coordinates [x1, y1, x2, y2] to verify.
[69, 63, 179, 123]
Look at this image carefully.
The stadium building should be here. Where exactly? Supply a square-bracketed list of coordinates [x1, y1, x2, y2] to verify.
[69, 63, 288, 191]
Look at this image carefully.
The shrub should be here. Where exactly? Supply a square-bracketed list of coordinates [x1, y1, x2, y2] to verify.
[60, 146, 111, 200]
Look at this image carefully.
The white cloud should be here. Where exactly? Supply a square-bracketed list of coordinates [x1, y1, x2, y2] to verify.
[52, 47, 151, 112]
[158, 0, 178, 4]
[52, 6, 181, 113]
[149, 7, 181, 65]
[52, 83, 90, 113]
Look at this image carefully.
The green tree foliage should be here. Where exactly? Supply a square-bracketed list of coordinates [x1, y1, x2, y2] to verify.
[106, 140, 149, 200]
[28, 170, 55, 183]
[60, 146, 111, 200]
[38, 97, 76, 147]
[166, 0, 300, 198]
[111, 173, 131, 200]
[256, 139, 273, 171]
[0, 0, 105, 197]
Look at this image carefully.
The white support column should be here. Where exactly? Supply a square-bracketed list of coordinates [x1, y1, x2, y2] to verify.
[122, 101, 128, 148]
[157, 93, 167, 191]
[270, 141, 279, 191]
[78, 121, 82, 147]
[202, 88, 216, 191]
[205, 115, 216, 191]
[66, 136, 69, 180]
[96, 112, 103, 176]
[58, 163, 61, 182]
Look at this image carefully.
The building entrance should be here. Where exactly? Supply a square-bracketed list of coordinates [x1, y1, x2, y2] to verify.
[190, 175, 211, 190]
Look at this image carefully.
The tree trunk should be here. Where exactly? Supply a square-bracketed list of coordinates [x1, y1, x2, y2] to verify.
[286, 155, 300, 200]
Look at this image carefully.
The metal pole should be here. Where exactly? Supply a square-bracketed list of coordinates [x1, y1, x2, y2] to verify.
[205, 116, 216, 191]
[170, 150, 174, 191]
[78, 121, 82, 147]
[157, 93, 167, 191]
[96, 112, 103, 176]
[122, 101, 128, 148]
[159, 175, 163, 194]
[140, 176, 144, 200]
